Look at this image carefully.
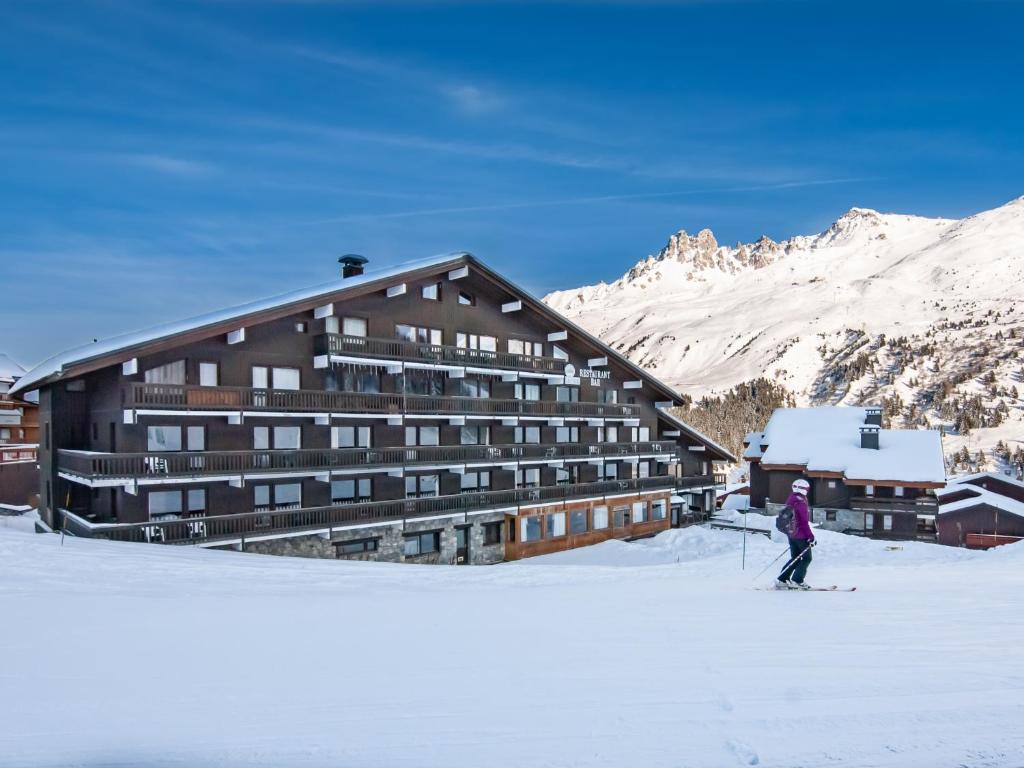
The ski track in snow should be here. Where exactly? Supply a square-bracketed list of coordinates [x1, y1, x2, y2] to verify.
[1, 525, 1023, 768]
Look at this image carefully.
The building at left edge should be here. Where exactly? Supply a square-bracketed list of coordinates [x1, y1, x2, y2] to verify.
[0, 354, 40, 508]
[10, 253, 734, 563]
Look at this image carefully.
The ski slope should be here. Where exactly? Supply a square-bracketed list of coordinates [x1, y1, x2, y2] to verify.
[2, 525, 1022, 767]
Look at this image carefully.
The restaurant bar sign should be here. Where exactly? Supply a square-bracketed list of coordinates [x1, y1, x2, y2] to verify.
[564, 363, 610, 382]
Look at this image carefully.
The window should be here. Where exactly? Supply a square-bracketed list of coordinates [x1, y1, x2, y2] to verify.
[187, 489, 206, 515]
[332, 478, 372, 503]
[508, 339, 543, 357]
[828, 480, 837, 489]
[483, 521, 502, 546]
[251, 366, 300, 390]
[555, 387, 579, 402]
[460, 425, 490, 445]
[405, 474, 439, 498]
[148, 491, 183, 517]
[405, 425, 440, 446]
[455, 377, 490, 398]
[396, 324, 442, 345]
[551, 345, 569, 361]
[597, 426, 618, 443]
[294, 322, 307, 334]
[147, 426, 182, 452]
[253, 426, 301, 450]
[613, 505, 630, 528]
[592, 505, 609, 530]
[826, 510, 837, 522]
[570, 509, 587, 534]
[555, 466, 580, 486]
[186, 426, 205, 451]
[272, 367, 300, 390]
[513, 426, 541, 444]
[632, 501, 647, 523]
[401, 370, 444, 396]
[637, 461, 651, 479]
[332, 426, 371, 449]
[0, 428, 10, 441]
[337, 369, 380, 393]
[144, 360, 185, 385]
[598, 389, 618, 404]
[883, 514, 893, 531]
[555, 426, 579, 443]
[651, 500, 667, 521]
[342, 316, 368, 337]
[254, 483, 302, 511]
[458, 290, 475, 306]
[337, 538, 378, 555]
[514, 382, 541, 401]
[516, 467, 540, 488]
[421, 282, 441, 301]
[404, 530, 441, 556]
[865, 484, 875, 496]
[460, 471, 491, 492]
[630, 426, 651, 442]
[198, 362, 218, 387]
[547, 512, 566, 538]
[865, 512, 875, 529]
[521, 516, 542, 542]
[601, 462, 618, 480]
[894, 486, 905, 497]
[456, 332, 497, 352]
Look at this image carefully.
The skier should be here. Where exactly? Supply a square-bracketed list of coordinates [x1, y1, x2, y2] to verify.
[776, 478, 815, 590]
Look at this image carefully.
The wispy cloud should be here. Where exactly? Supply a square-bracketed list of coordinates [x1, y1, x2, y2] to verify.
[313, 177, 876, 223]
[116, 153, 217, 177]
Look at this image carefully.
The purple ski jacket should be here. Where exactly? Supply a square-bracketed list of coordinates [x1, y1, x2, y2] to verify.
[787, 492, 814, 541]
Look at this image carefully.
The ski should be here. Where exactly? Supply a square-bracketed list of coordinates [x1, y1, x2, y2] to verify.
[757, 585, 857, 592]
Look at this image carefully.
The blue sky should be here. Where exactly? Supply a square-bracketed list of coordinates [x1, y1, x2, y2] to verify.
[2, 0, 1022, 367]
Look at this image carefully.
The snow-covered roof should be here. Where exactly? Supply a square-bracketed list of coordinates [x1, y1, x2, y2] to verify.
[937, 485, 1024, 519]
[657, 408, 737, 462]
[742, 432, 764, 460]
[0, 354, 25, 384]
[10, 254, 467, 395]
[721, 494, 751, 511]
[759, 407, 945, 484]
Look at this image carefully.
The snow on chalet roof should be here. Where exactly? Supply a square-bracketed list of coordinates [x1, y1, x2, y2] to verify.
[936, 473, 1024, 518]
[759, 406, 945, 484]
[10, 253, 467, 395]
[742, 432, 764, 460]
[0, 354, 26, 384]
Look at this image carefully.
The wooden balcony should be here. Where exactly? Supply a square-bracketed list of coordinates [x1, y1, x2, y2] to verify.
[124, 383, 640, 418]
[58, 475, 678, 545]
[58, 442, 678, 482]
[848, 496, 939, 514]
[317, 333, 566, 374]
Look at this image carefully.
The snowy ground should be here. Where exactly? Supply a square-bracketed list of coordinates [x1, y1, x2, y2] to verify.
[2, 523, 1023, 768]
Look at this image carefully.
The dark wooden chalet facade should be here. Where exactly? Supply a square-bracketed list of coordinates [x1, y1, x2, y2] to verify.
[935, 473, 1024, 548]
[745, 406, 945, 541]
[12, 253, 732, 564]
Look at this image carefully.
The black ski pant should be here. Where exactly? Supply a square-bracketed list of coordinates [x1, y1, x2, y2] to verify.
[779, 537, 812, 584]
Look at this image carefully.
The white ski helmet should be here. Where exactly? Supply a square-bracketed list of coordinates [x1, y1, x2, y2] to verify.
[792, 479, 810, 496]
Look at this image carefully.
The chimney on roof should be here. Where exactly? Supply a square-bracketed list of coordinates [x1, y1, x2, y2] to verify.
[860, 425, 880, 450]
[864, 406, 883, 426]
[339, 254, 368, 278]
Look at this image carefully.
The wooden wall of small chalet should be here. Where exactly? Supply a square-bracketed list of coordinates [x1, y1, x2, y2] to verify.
[937, 503, 1024, 547]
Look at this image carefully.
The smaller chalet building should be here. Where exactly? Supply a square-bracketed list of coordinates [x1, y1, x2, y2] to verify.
[0, 354, 39, 507]
[935, 473, 1024, 548]
[746, 406, 946, 540]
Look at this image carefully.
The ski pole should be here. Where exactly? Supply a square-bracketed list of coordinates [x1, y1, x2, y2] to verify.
[754, 543, 811, 581]
[752, 545, 792, 580]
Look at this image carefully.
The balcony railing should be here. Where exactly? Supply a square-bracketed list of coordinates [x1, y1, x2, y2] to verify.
[58, 475, 677, 545]
[58, 442, 678, 481]
[317, 333, 566, 374]
[848, 496, 939, 513]
[124, 383, 639, 418]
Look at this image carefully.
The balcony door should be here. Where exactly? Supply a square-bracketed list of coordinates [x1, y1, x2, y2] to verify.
[455, 526, 470, 565]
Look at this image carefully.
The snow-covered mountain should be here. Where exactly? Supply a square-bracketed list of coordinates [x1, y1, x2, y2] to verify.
[545, 196, 1024, 470]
